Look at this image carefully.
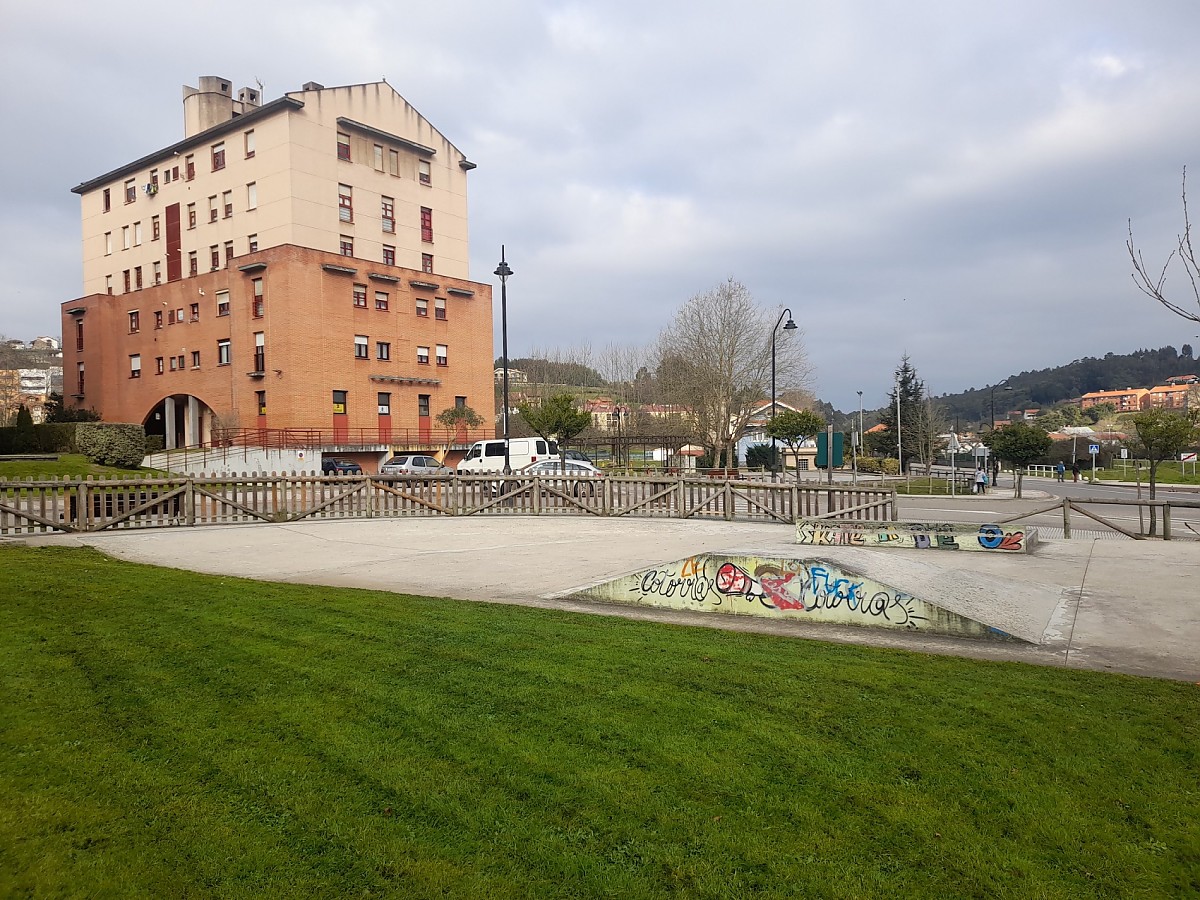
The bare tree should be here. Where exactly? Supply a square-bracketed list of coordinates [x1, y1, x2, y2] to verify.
[655, 279, 810, 467]
[1128, 167, 1200, 324]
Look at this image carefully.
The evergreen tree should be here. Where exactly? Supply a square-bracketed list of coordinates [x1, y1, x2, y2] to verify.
[876, 355, 925, 473]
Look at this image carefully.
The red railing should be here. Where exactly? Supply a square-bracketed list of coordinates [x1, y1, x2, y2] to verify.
[209, 426, 491, 450]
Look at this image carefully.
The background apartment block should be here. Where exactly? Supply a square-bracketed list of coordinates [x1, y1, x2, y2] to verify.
[62, 76, 492, 454]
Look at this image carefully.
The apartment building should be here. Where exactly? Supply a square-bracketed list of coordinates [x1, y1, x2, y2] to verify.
[1078, 388, 1150, 412]
[61, 76, 492, 453]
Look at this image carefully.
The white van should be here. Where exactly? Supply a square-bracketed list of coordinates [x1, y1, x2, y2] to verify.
[457, 438, 559, 474]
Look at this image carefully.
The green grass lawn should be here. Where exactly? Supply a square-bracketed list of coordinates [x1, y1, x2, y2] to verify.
[1094, 462, 1200, 486]
[0, 453, 155, 481]
[2, 546, 1197, 898]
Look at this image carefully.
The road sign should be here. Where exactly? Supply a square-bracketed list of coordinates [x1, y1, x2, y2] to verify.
[1120, 448, 1129, 459]
[1182, 452, 1198, 462]
[1088, 444, 1100, 455]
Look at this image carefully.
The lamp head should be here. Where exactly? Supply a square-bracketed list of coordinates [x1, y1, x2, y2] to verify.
[783, 318, 797, 331]
[494, 260, 512, 279]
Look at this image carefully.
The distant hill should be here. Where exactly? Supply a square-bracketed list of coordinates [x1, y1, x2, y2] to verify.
[817, 344, 1197, 427]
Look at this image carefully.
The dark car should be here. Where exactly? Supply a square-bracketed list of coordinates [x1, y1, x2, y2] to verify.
[322, 458, 362, 475]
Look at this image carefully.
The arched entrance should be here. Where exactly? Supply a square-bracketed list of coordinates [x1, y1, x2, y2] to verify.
[144, 394, 218, 449]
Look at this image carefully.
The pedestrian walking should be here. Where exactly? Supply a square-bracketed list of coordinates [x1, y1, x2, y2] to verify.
[1056, 461, 1065, 482]
[1071, 461, 1080, 483]
[974, 465, 988, 494]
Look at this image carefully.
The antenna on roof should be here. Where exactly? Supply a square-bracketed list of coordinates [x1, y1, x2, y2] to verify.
[255, 76, 264, 95]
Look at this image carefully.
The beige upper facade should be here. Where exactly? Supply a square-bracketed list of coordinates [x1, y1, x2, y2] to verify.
[75, 78, 475, 295]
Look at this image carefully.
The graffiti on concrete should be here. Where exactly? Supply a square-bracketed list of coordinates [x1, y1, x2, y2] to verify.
[576, 553, 1011, 637]
[796, 520, 1028, 552]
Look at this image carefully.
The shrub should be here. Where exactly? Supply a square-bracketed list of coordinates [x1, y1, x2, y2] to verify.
[745, 443, 777, 470]
[145, 434, 165, 454]
[76, 423, 147, 469]
[12, 406, 36, 452]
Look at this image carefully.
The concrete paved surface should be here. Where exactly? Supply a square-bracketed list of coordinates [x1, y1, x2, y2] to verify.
[15, 517, 1200, 682]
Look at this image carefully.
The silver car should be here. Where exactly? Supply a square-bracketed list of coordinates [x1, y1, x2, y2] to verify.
[380, 454, 450, 476]
[519, 459, 605, 496]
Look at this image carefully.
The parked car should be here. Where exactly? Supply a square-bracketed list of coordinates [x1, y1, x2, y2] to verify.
[519, 459, 605, 496]
[380, 454, 450, 476]
[322, 458, 362, 475]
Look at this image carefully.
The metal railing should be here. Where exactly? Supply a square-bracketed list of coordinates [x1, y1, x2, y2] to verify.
[207, 426, 492, 450]
[0, 474, 897, 535]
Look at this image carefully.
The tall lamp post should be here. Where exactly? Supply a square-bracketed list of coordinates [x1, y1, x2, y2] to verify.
[494, 247, 513, 475]
[895, 372, 903, 475]
[770, 308, 797, 481]
[989, 380, 1011, 431]
[855, 389, 863, 484]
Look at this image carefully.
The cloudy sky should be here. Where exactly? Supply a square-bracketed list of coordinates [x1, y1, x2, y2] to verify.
[3, 1, 1200, 411]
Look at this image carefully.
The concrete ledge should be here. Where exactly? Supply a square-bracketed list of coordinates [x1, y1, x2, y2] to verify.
[797, 519, 1038, 553]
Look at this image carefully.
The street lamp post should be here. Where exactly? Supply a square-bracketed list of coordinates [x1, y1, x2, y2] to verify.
[988, 381, 1012, 487]
[770, 308, 797, 481]
[494, 247, 513, 476]
[895, 372, 903, 475]
[855, 389, 863, 484]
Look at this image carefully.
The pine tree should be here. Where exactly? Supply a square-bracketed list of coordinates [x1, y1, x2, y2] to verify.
[877, 355, 925, 473]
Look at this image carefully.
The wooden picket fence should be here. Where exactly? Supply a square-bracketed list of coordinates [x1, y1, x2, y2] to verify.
[0, 474, 897, 536]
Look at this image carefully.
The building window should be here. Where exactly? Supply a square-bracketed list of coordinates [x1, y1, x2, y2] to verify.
[151, 216, 160, 241]
[382, 245, 395, 266]
[248, 233, 258, 253]
[373, 144, 384, 171]
[224, 241, 234, 264]
[388, 148, 399, 176]
[128, 310, 140, 333]
[217, 339, 231, 366]
[124, 179, 136, 204]
[185, 154, 195, 180]
[417, 345, 429, 365]
[153, 261, 162, 285]
[191, 350, 201, 368]
[105, 275, 113, 295]
[420, 207, 433, 242]
[377, 392, 391, 415]
[419, 159, 431, 185]
[416, 297, 428, 317]
[256, 390, 267, 416]
[436, 344, 448, 366]
[77, 362, 85, 395]
[123, 270, 131, 293]
[337, 132, 351, 161]
[246, 182, 257, 210]
[354, 335, 369, 359]
[332, 390, 347, 414]
[209, 195, 218, 223]
[129, 354, 141, 378]
[244, 129, 255, 158]
[353, 284, 367, 308]
[134, 266, 143, 290]
[216, 291, 230, 316]
[188, 203, 197, 229]
[190, 302, 200, 322]
[104, 232, 112, 255]
[340, 236, 354, 256]
[252, 278, 264, 317]
[253, 332, 265, 372]
[210, 246, 220, 269]
[375, 291, 388, 311]
[150, 168, 158, 188]
[339, 184, 353, 222]
[155, 356, 164, 375]
[122, 226, 130, 250]
[422, 253, 434, 274]
[188, 251, 198, 277]
[223, 190, 233, 218]
[102, 188, 111, 212]
[154, 310, 163, 329]
[381, 197, 394, 233]
[376, 341, 390, 360]
[169, 356, 178, 371]
[134, 222, 143, 246]
[212, 141, 226, 171]
[456, 396, 467, 409]
[418, 394, 430, 418]
[435, 297, 446, 320]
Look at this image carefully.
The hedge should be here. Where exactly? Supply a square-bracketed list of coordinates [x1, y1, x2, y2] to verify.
[0, 423, 79, 455]
[75, 423, 147, 469]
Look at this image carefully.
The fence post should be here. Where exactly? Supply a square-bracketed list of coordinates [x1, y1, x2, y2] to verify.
[1062, 497, 1071, 539]
[790, 484, 799, 523]
[724, 481, 733, 521]
[676, 476, 685, 519]
[1163, 503, 1172, 541]
[185, 478, 195, 526]
[889, 490, 898, 521]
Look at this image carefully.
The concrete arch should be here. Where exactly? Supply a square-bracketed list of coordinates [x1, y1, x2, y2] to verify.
[143, 394, 219, 450]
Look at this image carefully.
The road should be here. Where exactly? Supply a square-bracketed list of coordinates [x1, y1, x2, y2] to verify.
[899, 473, 1200, 540]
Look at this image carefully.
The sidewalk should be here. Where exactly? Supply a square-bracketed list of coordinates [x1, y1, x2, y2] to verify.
[19, 517, 1200, 682]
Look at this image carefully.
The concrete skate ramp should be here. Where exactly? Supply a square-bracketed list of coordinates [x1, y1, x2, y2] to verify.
[566, 550, 1041, 642]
